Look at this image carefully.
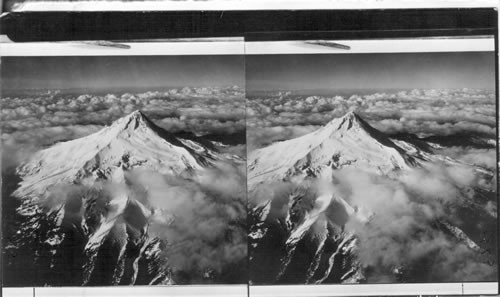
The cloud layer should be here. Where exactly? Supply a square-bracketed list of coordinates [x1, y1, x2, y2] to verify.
[247, 88, 496, 152]
[2, 86, 245, 167]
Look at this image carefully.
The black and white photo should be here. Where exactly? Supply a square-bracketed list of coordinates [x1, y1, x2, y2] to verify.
[1, 5, 499, 296]
[1, 55, 247, 286]
[246, 52, 497, 284]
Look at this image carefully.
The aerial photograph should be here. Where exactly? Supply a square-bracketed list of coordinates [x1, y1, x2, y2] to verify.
[246, 52, 497, 284]
[1, 55, 247, 286]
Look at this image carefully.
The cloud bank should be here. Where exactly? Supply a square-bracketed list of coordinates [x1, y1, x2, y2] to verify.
[1, 86, 246, 167]
[247, 88, 496, 152]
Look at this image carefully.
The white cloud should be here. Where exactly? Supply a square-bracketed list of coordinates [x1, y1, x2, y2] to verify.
[2, 86, 246, 160]
[246, 88, 496, 160]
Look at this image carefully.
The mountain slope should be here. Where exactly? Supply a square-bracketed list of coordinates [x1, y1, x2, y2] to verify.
[248, 112, 497, 284]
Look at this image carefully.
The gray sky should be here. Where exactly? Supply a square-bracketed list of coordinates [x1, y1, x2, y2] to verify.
[2, 55, 244, 92]
[246, 52, 495, 91]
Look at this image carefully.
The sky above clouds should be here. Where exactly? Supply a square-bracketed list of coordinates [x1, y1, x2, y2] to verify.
[246, 52, 495, 91]
[2, 55, 244, 92]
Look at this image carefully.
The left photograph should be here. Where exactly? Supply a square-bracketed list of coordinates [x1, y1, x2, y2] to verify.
[1, 54, 247, 286]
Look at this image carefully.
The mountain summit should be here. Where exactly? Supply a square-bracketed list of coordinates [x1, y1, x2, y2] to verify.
[248, 112, 423, 187]
[325, 111, 396, 142]
[114, 109, 149, 129]
[324, 111, 366, 130]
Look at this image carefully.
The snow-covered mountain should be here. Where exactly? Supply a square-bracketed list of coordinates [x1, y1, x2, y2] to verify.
[4, 110, 241, 286]
[249, 111, 426, 187]
[15, 110, 222, 208]
[248, 111, 497, 284]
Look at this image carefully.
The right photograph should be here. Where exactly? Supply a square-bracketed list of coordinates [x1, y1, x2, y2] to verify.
[246, 51, 497, 284]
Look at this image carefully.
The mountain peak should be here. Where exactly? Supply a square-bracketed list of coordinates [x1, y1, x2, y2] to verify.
[111, 110, 152, 133]
[343, 111, 360, 120]
[325, 111, 367, 132]
[128, 109, 146, 118]
[341, 111, 363, 124]
[122, 109, 148, 123]
[323, 112, 404, 150]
